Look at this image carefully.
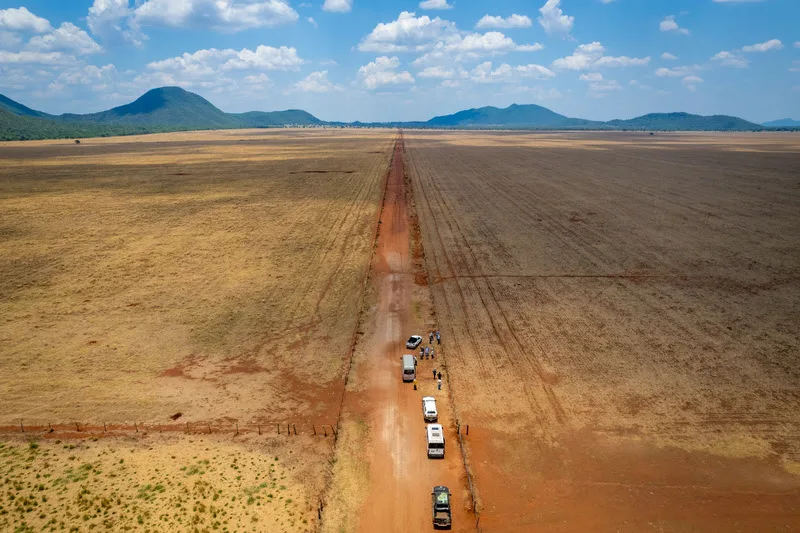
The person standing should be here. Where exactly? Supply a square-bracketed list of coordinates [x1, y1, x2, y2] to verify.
[429, 332, 434, 344]
[432, 368, 437, 379]
[414, 355, 418, 367]
[420, 347, 424, 359]
[437, 377, 442, 390]
[431, 348, 436, 359]
[414, 378, 418, 391]
[437, 371, 442, 381]
[436, 331, 441, 345]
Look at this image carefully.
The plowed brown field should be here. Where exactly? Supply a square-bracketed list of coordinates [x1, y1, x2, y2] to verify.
[405, 131, 800, 532]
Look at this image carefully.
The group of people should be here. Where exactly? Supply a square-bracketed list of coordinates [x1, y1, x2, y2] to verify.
[414, 329, 443, 391]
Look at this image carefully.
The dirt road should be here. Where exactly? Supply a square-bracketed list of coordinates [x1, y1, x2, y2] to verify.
[323, 136, 473, 532]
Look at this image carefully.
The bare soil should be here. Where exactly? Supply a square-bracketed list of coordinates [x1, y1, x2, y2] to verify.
[405, 131, 800, 532]
[322, 137, 473, 533]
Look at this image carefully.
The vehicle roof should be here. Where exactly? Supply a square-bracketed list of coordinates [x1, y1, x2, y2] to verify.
[426, 424, 444, 441]
[409, 335, 421, 339]
[422, 396, 436, 402]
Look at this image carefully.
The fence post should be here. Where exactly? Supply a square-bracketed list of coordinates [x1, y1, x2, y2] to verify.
[75, 422, 80, 432]
[134, 422, 138, 433]
[258, 425, 261, 435]
[313, 425, 316, 436]
[323, 426, 327, 437]
[293, 424, 296, 436]
[20, 421, 23, 433]
[235, 422, 239, 436]
[466, 424, 469, 436]
[103, 422, 107, 433]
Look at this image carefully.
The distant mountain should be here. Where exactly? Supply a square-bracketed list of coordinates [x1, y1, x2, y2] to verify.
[762, 118, 800, 128]
[0, 108, 154, 141]
[0, 88, 774, 141]
[427, 104, 603, 129]
[232, 109, 321, 128]
[606, 112, 762, 131]
[0, 87, 322, 140]
[0, 94, 51, 119]
[58, 87, 236, 128]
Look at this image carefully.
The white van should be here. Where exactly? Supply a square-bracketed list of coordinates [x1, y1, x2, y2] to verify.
[402, 354, 416, 382]
[422, 396, 438, 422]
[426, 424, 445, 458]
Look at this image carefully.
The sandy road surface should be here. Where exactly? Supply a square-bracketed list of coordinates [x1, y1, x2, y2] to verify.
[325, 136, 473, 532]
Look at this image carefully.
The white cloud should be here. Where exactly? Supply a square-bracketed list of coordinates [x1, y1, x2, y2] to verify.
[741, 39, 783, 52]
[134, 0, 299, 31]
[417, 65, 454, 78]
[293, 70, 341, 92]
[682, 75, 703, 92]
[579, 72, 602, 81]
[552, 42, 649, 70]
[790, 61, 800, 73]
[655, 65, 702, 77]
[469, 61, 554, 83]
[307, 17, 317, 28]
[0, 51, 75, 65]
[54, 64, 116, 88]
[243, 73, 270, 85]
[147, 46, 303, 76]
[419, 0, 453, 9]
[538, 0, 573, 35]
[358, 11, 456, 53]
[660, 15, 689, 35]
[322, 0, 352, 13]
[711, 50, 749, 68]
[475, 14, 533, 29]
[589, 79, 621, 92]
[552, 42, 604, 70]
[0, 7, 52, 33]
[88, 0, 144, 46]
[28, 23, 102, 55]
[357, 56, 414, 89]
[595, 55, 650, 68]
[0, 30, 22, 48]
[661, 52, 678, 60]
[358, 11, 539, 61]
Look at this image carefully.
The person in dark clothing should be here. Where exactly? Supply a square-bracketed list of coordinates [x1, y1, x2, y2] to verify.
[432, 368, 437, 379]
[437, 371, 442, 381]
[436, 331, 441, 345]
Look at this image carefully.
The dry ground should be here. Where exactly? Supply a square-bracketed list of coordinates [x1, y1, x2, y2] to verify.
[0, 433, 326, 533]
[0, 128, 393, 425]
[405, 131, 800, 532]
[0, 128, 395, 531]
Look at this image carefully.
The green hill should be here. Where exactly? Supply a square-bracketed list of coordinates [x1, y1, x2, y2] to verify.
[762, 118, 800, 128]
[0, 87, 323, 141]
[427, 104, 602, 128]
[607, 112, 762, 131]
[57, 87, 238, 128]
[0, 108, 154, 141]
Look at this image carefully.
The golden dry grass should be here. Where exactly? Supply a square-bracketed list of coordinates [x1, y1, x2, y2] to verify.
[0, 128, 394, 425]
[0, 128, 395, 533]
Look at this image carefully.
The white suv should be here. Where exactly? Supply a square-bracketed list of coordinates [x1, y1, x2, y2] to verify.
[422, 396, 438, 422]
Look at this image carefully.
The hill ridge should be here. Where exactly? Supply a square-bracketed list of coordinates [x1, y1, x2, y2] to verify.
[0, 88, 774, 141]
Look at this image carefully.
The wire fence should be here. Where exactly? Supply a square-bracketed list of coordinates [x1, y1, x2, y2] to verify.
[0, 420, 340, 438]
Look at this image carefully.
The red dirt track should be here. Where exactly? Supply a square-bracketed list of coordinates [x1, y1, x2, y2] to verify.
[336, 136, 473, 532]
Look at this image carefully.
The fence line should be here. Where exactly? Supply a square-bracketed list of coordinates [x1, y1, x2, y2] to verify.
[1, 420, 340, 438]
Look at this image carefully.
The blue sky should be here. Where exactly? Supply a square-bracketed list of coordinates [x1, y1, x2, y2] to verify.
[0, 0, 797, 122]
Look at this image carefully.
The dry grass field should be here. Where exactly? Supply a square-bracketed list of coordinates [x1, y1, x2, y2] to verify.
[0, 129, 393, 425]
[405, 131, 800, 532]
[0, 128, 394, 532]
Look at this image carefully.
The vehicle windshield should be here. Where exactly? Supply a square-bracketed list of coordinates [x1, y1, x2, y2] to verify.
[435, 492, 450, 505]
[429, 442, 444, 449]
[404, 369, 414, 374]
